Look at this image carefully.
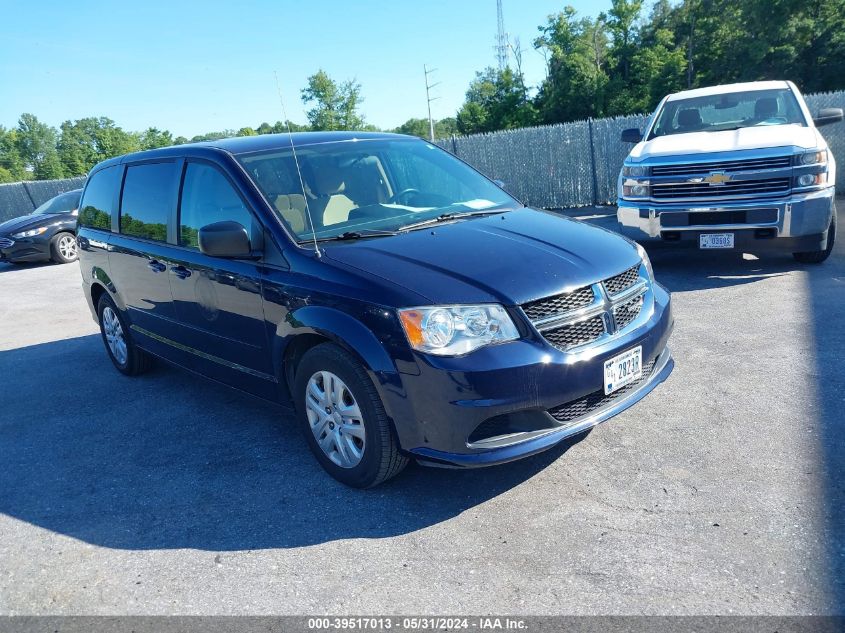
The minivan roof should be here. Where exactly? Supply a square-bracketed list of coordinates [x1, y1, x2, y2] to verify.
[89, 131, 414, 173]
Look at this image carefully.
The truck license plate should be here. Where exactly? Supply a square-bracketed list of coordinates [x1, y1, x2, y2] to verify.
[699, 233, 734, 249]
[604, 346, 643, 395]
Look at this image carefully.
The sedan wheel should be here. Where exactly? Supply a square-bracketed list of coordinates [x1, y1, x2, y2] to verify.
[305, 370, 366, 468]
[51, 232, 78, 263]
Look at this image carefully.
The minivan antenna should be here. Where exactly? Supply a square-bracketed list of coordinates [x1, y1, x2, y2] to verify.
[274, 71, 321, 258]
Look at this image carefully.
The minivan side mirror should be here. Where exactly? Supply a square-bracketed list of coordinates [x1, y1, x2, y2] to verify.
[621, 128, 643, 143]
[813, 108, 844, 127]
[198, 221, 253, 258]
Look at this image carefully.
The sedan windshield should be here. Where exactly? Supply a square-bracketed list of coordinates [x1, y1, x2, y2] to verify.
[237, 139, 519, 242]
[649, 88, 806, 139]
[32, 191, 81, 215]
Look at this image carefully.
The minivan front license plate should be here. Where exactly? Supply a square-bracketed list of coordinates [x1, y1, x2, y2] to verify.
[604, 346, 643, 395]
[699, 233, 734, 249]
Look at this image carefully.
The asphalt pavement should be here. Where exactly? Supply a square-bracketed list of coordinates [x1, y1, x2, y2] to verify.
[0, 206, 843, 615]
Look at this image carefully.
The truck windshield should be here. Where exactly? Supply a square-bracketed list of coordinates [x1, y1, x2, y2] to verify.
[649, 88, 806, 139]
[237, 139, 518, 242]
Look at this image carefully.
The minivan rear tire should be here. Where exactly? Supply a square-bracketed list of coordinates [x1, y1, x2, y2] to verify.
[793, 203, 837, 264]
[97, 294, 153, 376]
[293, 343, 408, 488]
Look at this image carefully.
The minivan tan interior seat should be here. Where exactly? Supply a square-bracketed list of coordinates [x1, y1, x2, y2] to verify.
[306, 158, 355, 226]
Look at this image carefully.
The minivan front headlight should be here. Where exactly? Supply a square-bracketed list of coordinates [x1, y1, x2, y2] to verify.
[398, 304, 519, 356]
[11, 226, 47, 239]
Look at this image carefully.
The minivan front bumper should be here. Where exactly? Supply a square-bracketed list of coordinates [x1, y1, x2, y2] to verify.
[385, 283, 674, 468]
[616, 186, 834, 251]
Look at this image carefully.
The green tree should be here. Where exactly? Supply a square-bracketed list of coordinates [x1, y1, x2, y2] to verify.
[16, 113, 61, 176]
[394, 117, 458, 139]
[456, 67, 536, 134]
[301, 69, 367, 131]
[139, 127, 174, 150]
[0, 127, 27, 181]
[236, 127, 257, 136]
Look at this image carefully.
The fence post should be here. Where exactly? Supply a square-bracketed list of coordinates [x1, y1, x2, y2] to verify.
[587, 118, 599, 206]
[451, 134, 458, 156]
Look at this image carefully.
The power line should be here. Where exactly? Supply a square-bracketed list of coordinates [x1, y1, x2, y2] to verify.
[423, 64, 440, 142]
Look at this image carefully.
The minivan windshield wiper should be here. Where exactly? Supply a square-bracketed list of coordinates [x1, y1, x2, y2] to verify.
[312, 229, 399, 243]
[397, 207, 512, 232]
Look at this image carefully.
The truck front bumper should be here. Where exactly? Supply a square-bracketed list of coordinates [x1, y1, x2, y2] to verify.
[616, 187, 835, 252]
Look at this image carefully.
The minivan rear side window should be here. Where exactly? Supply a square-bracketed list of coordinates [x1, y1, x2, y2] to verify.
[179, 162, 254, 249]
[79, 166, 121, 230]
[120, 162, 178, 241]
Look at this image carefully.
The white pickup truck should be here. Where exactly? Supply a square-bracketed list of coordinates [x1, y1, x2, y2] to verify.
[617, 80, 842, 263]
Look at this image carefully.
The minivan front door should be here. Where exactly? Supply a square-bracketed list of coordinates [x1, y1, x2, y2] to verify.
[167, 161, 273, 386]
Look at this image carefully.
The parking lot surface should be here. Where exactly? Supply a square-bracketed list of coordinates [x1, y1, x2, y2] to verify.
[1, 207, 843, 615]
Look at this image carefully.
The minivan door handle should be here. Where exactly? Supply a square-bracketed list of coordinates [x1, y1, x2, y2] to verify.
[147, 260, 167, 273]
[170, 265, 192, 279]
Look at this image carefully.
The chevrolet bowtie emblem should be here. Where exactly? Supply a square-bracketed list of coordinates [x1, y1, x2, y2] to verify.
[703, 171, 731, 185]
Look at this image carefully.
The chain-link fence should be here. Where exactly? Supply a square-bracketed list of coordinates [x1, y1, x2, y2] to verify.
[1, 90, 843, 221]
[438, 90, 845, 208]
[0, 177, 87, 223]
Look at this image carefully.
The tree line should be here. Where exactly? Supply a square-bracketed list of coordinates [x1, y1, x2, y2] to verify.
[3, 0, 843, 183]
[456, 0, 845, 134]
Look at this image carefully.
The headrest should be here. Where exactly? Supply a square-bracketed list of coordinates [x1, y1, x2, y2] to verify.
[754, 97, 778, 119]
[307, 157, 345, 196]
[678, 109, 702, 128]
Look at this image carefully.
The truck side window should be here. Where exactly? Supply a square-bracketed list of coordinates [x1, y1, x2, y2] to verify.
[79, 166, 120, 231]
[179, 163, 254, 249]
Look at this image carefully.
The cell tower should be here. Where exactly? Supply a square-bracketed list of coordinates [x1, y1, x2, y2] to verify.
[496, 0, 508, 70]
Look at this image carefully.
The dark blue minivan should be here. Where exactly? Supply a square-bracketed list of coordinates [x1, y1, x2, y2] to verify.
[76, 132, 674, 487]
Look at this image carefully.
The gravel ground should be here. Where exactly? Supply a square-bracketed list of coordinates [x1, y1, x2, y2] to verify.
[0, 206, 843, 615]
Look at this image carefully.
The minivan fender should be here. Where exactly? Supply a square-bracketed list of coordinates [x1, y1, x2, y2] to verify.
[273, 305, 400, 386]
[89, 268, 126, 311]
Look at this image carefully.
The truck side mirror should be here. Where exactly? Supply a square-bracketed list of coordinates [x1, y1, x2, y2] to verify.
[621, 128, 643, 143]
[813, 108, 844, 127]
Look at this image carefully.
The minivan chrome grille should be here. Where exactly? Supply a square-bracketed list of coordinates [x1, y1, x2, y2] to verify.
[651, 177, 790, 200]
[521, 265, 648, 351]
[651, 156, 792, 176]
[522, 285, 594, 321]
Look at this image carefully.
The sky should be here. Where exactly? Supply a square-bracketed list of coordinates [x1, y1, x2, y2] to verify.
[0, 0, 612, 138]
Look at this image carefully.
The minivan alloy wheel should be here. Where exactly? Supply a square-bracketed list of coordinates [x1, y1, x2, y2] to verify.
[102, 306, 128, 366]
[58, 234, 77, 261]
[305, 370, 366, 468]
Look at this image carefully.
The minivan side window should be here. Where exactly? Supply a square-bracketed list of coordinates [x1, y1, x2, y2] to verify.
[79, 166, 121, 230]
[179, 162, 253, 249]
[120, 162, 178, 241]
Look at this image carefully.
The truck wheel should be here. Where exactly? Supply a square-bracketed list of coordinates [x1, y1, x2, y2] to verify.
[50, 232, 78, 264]
[294, 343, 408, 488]
[793, 203, 837, 264]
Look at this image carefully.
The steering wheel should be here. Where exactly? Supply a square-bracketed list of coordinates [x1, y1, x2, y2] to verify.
[387, 188, 420, 205]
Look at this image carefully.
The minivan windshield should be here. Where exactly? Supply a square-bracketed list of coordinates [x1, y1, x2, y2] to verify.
[32, 191, 81, 215]
[237, 139, 519, 242]
[649, 88, 806, 139]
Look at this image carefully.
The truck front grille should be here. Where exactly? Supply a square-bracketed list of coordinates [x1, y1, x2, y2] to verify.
[548, 359, 656, 424]
[651, 156, 792, 176]
[652, 177, 790, 200]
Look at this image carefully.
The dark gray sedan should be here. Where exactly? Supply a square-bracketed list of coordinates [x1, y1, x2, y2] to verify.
[0, 189, 82, 264]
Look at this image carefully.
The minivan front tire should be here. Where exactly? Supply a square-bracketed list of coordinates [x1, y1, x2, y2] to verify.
[97, 294, 153, 376]
[294, 343, 408, 488]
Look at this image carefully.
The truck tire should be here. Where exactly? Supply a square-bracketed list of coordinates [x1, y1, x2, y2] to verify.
[793, 203, 837, 264]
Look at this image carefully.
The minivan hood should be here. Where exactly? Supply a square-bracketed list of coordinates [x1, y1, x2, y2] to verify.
[322, 208, 640, 306]
[629, 124, 821, 160]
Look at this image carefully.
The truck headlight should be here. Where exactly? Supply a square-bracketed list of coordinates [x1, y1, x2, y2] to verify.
[398, 304, 519, 356]
[622, 181, 650, 198]
[622, 165, 650, 177]
[11, 226, 47, 239]
[796, 150, 827, 166]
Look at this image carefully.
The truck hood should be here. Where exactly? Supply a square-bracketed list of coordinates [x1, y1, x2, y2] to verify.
[321, 208, 641, 306]
[629, 124, 821, 161]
